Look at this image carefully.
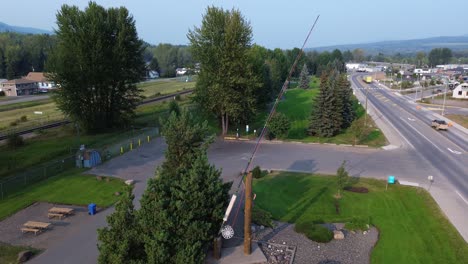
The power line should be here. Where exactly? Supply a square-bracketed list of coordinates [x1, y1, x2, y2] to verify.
[229, 15, 321, 228]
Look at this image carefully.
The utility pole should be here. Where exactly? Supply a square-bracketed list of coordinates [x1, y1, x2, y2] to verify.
[364, 87, 368, 127]
[244, 172, 253, 255]
[442, 81, 448, 116]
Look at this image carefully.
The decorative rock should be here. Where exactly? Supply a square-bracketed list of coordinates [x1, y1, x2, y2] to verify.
[125, 179, 135, 185]
[277, 254, 285, 261]
[96, 176, 103, 181]
[363, 231, 368, 235]
[17, 251, 33, 263]
[114, 192, 120, 196]
[251, 226, 256, 233]
[260, 225, 265, 230]
[334, 230, 345, 240]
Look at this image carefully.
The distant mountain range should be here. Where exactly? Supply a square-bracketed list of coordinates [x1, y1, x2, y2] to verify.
[309, 35, 468, 55]
[0, 22, 52, 35]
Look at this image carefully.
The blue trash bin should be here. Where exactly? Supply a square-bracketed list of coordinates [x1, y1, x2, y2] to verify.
[88, 203, 96, 215]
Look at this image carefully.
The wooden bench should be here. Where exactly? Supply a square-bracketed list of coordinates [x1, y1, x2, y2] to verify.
[21, 227, 41, 235]
[48, 213, 65, 219]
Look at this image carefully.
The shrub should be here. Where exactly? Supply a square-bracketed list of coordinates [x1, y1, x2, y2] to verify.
[175, 94, 181, 101]
[20, 115, 28, 122]
[10, 121, 18, 126]
[344, 217, 369, 231]
[268, 112, 290, 139]
[7, 133, 25, 149]
[295, 222, 333, 243]
[252, 207, 273, 228]
[344, 186, 369, 193]
[252, 166, 262, 179]
[0, 91, 5, 96]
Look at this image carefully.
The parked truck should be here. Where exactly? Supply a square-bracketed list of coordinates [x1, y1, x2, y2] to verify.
[363, 76, 372, 84]
[431, 120, 448, 130]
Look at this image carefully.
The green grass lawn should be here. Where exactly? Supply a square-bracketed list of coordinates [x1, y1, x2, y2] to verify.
[0, 168, 125, 221]
[0, 101, 64, 132]
[0, 242, 40, 264]
[253, 172, 468, 264]
[274, 88, 387, 147]
[0, 124, 153, 180]
[446, 114, 468, 129]
[138, 78, 196, 98]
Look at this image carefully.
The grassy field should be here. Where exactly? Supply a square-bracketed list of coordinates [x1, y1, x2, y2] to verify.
[253, 172, 468, 264]
[0, 169, 125, 221]
[0, 124, 156, 180]
[0, 78, 196, 132]
[446, 114, 468, 128]
[138, 78, 196, 98]
[0, 242, 40, 264]
[0, 98, 52, 112]
[275, 88, 387, 147]
[0, 101, 64, 132]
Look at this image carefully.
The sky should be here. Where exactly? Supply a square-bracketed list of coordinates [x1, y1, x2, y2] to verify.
[1, 0, 467, 49]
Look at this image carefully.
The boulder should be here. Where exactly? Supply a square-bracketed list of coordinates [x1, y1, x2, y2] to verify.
[333, 230, 345, 240]
[18, 251, 33, 263]
[114, 192, 121, 196]
[125, 179, 135, 185]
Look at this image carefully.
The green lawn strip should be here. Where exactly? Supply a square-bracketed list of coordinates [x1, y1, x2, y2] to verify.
[253, 172, 468, 264]
[0, 242, 40, 264]
[274, 88, 387, 147]
[0, 99, 52, 112]
[0, 102, 63, 132]
[0, 168, 125, 221]
[445, 114, 468, 129]
[138, 78, 196, 98]
[0, 125, 151, 180]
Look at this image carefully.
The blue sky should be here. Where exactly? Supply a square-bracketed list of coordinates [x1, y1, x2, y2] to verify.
[1, 0, 466, 49]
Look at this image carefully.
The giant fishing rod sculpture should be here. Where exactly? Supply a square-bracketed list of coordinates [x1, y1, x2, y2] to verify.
[219, 15, 321, 256]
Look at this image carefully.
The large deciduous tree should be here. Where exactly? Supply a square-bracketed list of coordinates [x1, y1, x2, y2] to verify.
[188, 6, 260, 135]
[428, 48, 452, 67]
[47, 2, 146, 132]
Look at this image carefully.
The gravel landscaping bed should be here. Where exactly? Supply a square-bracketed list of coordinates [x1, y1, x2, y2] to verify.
[253, 221, 379, 264]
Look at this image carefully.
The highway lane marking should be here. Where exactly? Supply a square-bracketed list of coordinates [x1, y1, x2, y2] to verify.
[407, 118, 415, 121]
[456, 191, 468, 206]
[447, 148, 462, 155]
[400, 117, 444, 152]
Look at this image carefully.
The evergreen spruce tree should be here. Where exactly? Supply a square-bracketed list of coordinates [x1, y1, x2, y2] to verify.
[97, 185, 144, 264]
[337, 74, 356, 128]
[139, 110, 231, 263]
[299, 63, 310, 89]
[308, 69, 340, 137]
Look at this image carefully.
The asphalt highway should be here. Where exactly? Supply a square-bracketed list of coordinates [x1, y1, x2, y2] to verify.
[351, 74, 468, 198]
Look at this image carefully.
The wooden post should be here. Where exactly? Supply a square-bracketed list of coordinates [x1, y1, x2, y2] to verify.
[213, 236, 222, 259]
[244, 172, 252, 255]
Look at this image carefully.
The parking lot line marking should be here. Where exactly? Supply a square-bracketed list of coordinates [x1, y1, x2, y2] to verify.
[456, 191, 468, 206]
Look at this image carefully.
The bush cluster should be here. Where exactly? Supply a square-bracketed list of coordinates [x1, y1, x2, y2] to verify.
[252, 206, 273, 228]
[295, 222, 333, 243]
[7, 133, 25, 149]
[344, 217, 369, 231]
[344, 186, 369, 193]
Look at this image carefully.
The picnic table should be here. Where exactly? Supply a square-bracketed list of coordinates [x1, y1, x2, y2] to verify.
[49, 207, 75, 215]
[21, 221, 51, 235]
[23, 221, 51, 229]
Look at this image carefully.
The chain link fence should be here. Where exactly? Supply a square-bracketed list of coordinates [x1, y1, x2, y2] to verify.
[0, 127, 159, 200]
